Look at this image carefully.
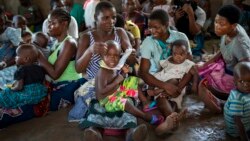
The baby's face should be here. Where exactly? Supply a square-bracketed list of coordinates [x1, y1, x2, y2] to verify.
[23, 35, 32, 43]
[33, 36, 47, 48]
[235, 75, 250, 93]
[172, 45, 187, 64]
[103, 46, 120, 68]
[15, 50, 26, 65]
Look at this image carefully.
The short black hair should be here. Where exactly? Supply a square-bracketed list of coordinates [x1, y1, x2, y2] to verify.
[149, 9, 169, 25]
[50, 8, 71, 27]
[115, 14, 125, 28]
[234, 62, 250, 78]
[171, 39, 188, 51]
[95, 1, 115, 18]
[218, 5, 241, 24]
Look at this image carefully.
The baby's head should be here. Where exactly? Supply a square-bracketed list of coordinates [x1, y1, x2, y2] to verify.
[32, 32, 49, 49]
[22, 31, 32, 43]
[171, 39, 188, 64]
[234, 62, 250, 93]
[103, 40, 121, 68]
[15, 44, 38, 66]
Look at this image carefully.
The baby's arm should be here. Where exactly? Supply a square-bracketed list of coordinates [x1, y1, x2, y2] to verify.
[234, 116, 249, 141]
[96, 68, 124, 98]
[11, 80, 24, 91]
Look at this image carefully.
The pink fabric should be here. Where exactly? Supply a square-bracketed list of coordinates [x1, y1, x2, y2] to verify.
[198, 58, 235, 93]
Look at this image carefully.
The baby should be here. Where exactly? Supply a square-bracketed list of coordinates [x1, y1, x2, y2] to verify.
[224, 62, 250, 140]
[147, 39, 198, 109]
[95, 40, 177, 134]
[0, 44, 47, 108]
[32, 32, 50, 58]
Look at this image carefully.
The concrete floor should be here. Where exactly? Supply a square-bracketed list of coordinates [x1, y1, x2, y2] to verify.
[0, 94, 239, 141]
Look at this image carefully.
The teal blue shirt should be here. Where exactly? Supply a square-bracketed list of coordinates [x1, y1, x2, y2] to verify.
[140, 28, 191, 74]
[224, 89, 250, 137]
[70, 3, 85, 27]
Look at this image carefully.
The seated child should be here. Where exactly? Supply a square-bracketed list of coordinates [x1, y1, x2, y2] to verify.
[224, 62, 250, 141]
[147, 39, 199, 109]
[95, 40, 177, 133]
[0, 44, 47, 108]
[32, 32, 50, 58]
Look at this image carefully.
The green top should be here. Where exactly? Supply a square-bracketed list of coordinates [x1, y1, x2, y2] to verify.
[48, 35, 81, 82]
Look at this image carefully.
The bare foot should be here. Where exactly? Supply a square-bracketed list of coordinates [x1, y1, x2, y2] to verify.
[155, 112, 178, 135]
[126, 124, 148, 141]
[83, 127, 102, 141]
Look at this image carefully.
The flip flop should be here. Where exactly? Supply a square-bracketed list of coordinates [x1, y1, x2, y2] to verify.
[143, 100, 157, 112]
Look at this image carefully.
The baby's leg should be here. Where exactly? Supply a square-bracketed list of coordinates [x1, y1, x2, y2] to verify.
[125, 101, 152, 122]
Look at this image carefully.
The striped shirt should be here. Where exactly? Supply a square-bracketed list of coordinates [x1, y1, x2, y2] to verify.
[86, 29, 121, 80]
[224, 89, 250, 137]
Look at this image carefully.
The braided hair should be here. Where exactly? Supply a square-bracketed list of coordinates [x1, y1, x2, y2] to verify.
[50, 8, 71, 27]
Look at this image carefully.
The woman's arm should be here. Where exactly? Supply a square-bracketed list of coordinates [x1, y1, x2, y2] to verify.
[75, 33, 92, 73]
[198, 51, 222, 69]
[139, 58, 180, 96]
[75, 33, 108, 73]
[39, 38, 77, 80]
[117, 28, 138, 65]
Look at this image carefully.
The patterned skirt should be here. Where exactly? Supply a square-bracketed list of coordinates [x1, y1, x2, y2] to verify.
[79, 99, 137, 129]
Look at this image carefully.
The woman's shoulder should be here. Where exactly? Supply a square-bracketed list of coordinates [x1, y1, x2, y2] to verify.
[235, 25, 250, 46]
[115, 27, 127, 35]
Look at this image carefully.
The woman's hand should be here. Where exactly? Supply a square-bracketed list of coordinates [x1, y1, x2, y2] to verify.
[90, 42, 108, 56]
[163, 83, 180, 98]
[175, 8, 185, 20]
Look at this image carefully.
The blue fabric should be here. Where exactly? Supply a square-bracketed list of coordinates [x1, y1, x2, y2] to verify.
[0, 104, 35, 128]
[50, 78, 87, 111]
[0, 83, 47, 108]
[157, 40, 171, 60]
[192, 33, 204, 56]
[0, 42, 16, 62]
[68, 79, 96, 121]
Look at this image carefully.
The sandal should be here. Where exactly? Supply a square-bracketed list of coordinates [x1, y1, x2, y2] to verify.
[143, 100, 157, 112]
[150, 115, 164, 125]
